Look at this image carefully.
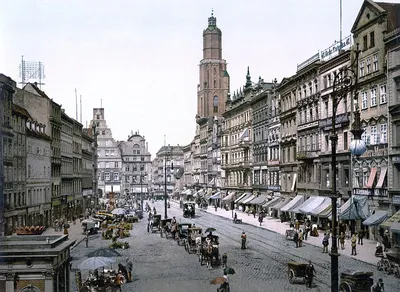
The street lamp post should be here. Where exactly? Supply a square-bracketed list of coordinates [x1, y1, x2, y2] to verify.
[330, 44, 366, 292]
[164, 147, 173, 219]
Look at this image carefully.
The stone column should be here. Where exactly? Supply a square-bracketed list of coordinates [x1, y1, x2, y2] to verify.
[44, 271, 54, 292]
[5, 272, 15, 292]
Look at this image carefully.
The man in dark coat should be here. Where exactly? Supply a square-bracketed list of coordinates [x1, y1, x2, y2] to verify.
[305, 260, 316, 288]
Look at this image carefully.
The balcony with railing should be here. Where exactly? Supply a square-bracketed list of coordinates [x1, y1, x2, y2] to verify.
[296, 150, 319, 160]
[239, 139, 250, 148]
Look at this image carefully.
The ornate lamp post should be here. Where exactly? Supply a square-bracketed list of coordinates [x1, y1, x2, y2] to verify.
[140, 172, 147, 213]
[330, 44, 366, 292]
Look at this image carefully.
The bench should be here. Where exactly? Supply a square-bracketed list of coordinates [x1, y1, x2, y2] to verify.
[233, 219, 242, 224]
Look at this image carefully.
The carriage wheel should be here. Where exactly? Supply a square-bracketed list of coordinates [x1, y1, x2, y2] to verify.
[377, 259, 385, 271]
[393, 265, 400, 278]
[339, 282, 352, 292]
[288, 269, 295, 284]
[384, 259, 392, 274]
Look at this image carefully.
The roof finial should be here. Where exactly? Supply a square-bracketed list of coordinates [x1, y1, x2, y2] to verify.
[245, 66, 252, 88]
[211, 8, 213, 17]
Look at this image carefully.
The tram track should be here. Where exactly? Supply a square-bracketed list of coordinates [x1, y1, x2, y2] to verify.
[179, 210, 332, 289]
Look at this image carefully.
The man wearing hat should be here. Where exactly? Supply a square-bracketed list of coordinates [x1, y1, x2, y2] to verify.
[241, 232, 247, 249]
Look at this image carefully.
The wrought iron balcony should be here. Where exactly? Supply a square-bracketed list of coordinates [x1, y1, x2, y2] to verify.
[239, 140, 250, 148]
[296, 150, 319, 160]
[319, 112, 350, 130]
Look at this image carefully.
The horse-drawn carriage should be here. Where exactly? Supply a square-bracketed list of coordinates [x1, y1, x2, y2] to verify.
[160, 218, 173, 238]
[339, 271, 374, 292]
[183, 202, 196, 218]
[176, 223, 192, 245]
[287, 262, 308, 284]
[377, 249, 400, 278]
[185, 227, 202, 254]
[147, 214, 161, 233]
[199, 234, 220, 268]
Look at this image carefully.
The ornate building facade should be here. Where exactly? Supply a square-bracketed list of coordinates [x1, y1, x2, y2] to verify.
[119, 132, 151, 200]
[89, 108, 122, 199]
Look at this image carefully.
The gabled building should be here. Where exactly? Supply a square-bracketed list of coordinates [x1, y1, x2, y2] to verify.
[89, 108, 122, 199]
[118, 131, 151, 200]
[350, 0, 400, 209]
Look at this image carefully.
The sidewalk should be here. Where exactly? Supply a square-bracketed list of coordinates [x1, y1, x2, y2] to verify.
[42, 219, 86, 250]
[173, 200, 380, 266]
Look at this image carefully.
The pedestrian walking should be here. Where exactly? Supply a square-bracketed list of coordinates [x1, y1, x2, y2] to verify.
[339, 232, 345, 250]
[322, 233, 329, 253]
[305, 260, 316, 288]
[85, 234, 89, 248]
[351, 233, 357, 255]
[241, 232, 247, 249]
[222, 252, 228, 268]
[126, 258, 133, 282]
[293, 230, 299, 248]
[258, 214, 263, 226]
[358, 229, 364, 245]
[298, 230, 303, 247]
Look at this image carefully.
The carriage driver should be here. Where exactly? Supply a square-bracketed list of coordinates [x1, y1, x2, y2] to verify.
[305, 260, 316, 288]
[171, 216, 177, 224]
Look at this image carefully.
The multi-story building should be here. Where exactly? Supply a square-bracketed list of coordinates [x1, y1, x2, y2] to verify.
[89, 108, 122, 199]
[0, 74, 15, 235]
[197, 12, 230, 118]
[350, 0, 397, 211]
[251, 78, 276, 196]
[182, 142, 194, 188]
[197, 117, 210, 188]
[278, 76, 298, 201]
[61, 110, 74, 220]
[81, 129, 94, 210]
[266, 79, 281, 197]
[119, 131, 151, 200]
[26, 119, 52, 227]
[294, 55, 323, 199]
[319, 50, 352, 199]
[386, 23, 400, 214]
[192, 128, 201, 190]
[221, 69, 254, 195]
[13, 83, 62, 221]
[208, 117, 223, 191]
[152, 145, 184, 196]
[72, 120, 83, 216]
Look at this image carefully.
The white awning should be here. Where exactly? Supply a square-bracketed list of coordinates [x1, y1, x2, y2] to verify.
[234, 193, 247, 203]
[297, 196, 326, 214]
[309, 197, 332, 217]
[242, 195, 256, 204]
[280, 195, 304, 212]
[222, 192, 235, 201]
[239, 128, 249, 140]
[376, 167, 387, 188]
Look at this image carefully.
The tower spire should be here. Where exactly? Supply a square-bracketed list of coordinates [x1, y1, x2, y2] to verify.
[245, 66, 252, 88]
[208, 9, 216, 27]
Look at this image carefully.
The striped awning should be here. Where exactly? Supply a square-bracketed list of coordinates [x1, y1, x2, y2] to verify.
[222, 192, 235, 201]
[281, 195, 304, 212]
[236, 193, 252, 204]
[363, 210, 388, 226]
[209, 192, 221, 200]
[242, 195, 256, 204]
[271, 198, 290, 211]
[234, 193, 247, 203]
[248, 195, 267, 205]
[262, 197, 281, 208]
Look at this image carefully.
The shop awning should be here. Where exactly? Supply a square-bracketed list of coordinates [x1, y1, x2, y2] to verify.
[209, 192, 221, 200]
[390, 223, 400, 234]
[248, 195, 267, 206]
[376, 167, 387, 188]
[380, 209, 400, 230]
[281, 195, 304, 212]
[237, 193, 252, 204]
[308, 197, 331, 217]
[242, 195, 256, 204]
[222, 192, 235, 201]
[339, 195, 369, 220]
[262, 197, 281, 208]
[234, 193, 247, 203]
[292, 196, 325, 214]
[366, 168, 377, 188]
[362, 210, 388, 226]
[271, 198, 290, 211]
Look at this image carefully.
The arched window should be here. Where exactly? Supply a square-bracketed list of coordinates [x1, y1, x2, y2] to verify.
[213, 96, 218, 113]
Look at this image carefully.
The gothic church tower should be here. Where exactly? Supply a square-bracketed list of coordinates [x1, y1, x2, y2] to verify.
[197, 11, 230, 118]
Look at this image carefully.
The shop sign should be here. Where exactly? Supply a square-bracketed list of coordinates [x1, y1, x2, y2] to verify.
[268, 185, 280, 191]
[320, 35, 351, 61]
[393, 195, 400, 205]
[353, 188, 373, 196]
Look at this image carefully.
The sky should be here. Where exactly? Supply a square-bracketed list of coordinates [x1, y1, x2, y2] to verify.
[1, 0, 398, 157]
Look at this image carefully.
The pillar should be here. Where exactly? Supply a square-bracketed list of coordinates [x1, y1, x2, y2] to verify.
[5, 273, 14, 292]
[64, 264, 67, 292]
[44, 271, 54, 292]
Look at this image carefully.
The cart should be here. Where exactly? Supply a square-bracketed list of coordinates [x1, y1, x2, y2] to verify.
[377, 250, 400, 278]
[160, 218, 172, 238]
[183, 202, 196, 218]
[285, 229, 296, 241]
[339, 271, 373, 292]
[176, 223, 192, 246]
[147, 214, 161, 233]
[185, 227, 202, 254]
[287, 262, 307, 284]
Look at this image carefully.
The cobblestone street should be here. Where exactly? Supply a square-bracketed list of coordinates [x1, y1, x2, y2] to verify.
[70, 201, 400, 292]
